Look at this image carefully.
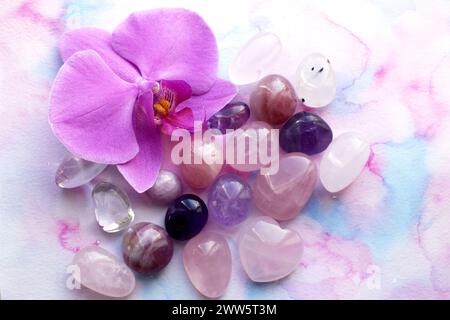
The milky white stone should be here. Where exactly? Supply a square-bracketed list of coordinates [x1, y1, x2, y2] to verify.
[229, 32, 282, 85]
[92, 182, 134, 233]
[72, 246, 135, 298]
[55, 156, 107, 189]
[295, 53, 336, 108]
[319, 132, 370, 193]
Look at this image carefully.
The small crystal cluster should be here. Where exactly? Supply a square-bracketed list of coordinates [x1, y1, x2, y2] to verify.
[56, 27, 370, 299]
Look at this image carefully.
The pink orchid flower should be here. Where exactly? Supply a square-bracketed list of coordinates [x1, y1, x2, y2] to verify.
[49, 9, 237, 193]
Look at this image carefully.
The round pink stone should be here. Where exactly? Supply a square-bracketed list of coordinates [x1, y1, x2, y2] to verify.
[238, 217, 303, 282]
[183, 232, 232, 298]
[72, 245, 135, 298]
[253, 153, 317, 220]
[180, 140, 223, 189]
[228, 121, 274, 172]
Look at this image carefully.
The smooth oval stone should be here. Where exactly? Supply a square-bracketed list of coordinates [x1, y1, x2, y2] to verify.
[228, 121, 274, 172]
[238, 217, 303, 282]
[72, 245, 135, 298]
[122, 222, 174, 275]
[253, 153, 316, 221]
[295, 53, 336, 108]
[280, 112, 333, 155]
[229, 32, 282, 85]
[165, 194, 208, 241]
[183, 232, 232, 298]
[180, 140, 223, 190]
[320, 132, 370, 193]
[147, 170, 183, 205]
[208, 174, 252, 226]
[207, 102, 250, 134]
[55, 156, 107, 189]
[92, 182, 134, 233]
[250, 74, 297, 126]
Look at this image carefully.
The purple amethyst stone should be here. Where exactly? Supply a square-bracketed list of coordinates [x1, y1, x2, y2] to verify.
[280, 112, 333, 155]
[207, 102, 250, 134]
[208, 174, 252, 226]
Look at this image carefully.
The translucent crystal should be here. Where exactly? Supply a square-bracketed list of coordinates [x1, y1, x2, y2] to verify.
[55, 156, 107, 189]
[92, 182, 134, 233]
[229, 32, 282, 85]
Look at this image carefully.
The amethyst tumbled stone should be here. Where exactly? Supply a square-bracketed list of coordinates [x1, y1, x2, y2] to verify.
[165, 194, 208, 241]
[280, 112, 333, 155]
[207, 102, 250, 134]
[208, 174, 252, 226]
[122, 222, 174, 275]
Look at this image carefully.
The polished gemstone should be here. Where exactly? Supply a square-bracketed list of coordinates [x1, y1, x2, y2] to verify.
[180, 140, 223, 189]
[229, 32, 282, 85]
[122, 222, 174, 275]
[72, 245, 135, 298]
[208, 174, 252, 226]
[238, 217, 303, 282]
[280, 112, 333, 155]
[207, 102, 250, 134]
[250, 74, 297, 126]
[295, 53, 336, 108]
[92, 182, 134, 233]
[183, 232, 232, 298]
[228, 121, 275, 172]
[253, 153, 316, 221]
[320, 132, 370, 193]
[55, 156, 107, 189]
[165, 194, 208, 241]
[147, 170, 183, 205]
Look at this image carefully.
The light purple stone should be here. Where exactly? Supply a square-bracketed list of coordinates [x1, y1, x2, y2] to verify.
[208, 174, 252, 226]
[206, 102, 250, 134]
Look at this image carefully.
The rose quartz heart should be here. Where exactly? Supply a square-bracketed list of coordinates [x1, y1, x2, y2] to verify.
[72, 245, 135, 298]
[253, 152, 316, 220]
[183, 232, 232, 298]
[238, 217, 303, 282]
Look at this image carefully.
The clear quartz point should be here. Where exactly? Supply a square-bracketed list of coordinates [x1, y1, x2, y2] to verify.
[92, 182, 134, 233]
[229, 32, 282, 85]
[55, 156, 107, 189]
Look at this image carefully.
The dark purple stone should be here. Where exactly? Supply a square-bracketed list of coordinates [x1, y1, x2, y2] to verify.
[165, 194, 208, 241]
[207, 102, 250, 134]
[279, 112, 333, 155]
[122, 222, 174, 275]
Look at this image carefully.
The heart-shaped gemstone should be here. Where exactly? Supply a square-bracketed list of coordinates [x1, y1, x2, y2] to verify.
[253, 153, 316, 221]
[238, 217, 303, 282]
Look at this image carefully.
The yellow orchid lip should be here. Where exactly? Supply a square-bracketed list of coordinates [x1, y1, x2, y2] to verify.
[153, 98, 171, 117]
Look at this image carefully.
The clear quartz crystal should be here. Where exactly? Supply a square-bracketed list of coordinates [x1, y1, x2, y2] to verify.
[92, 182, 134, 233]
[229, 32, 282, 85]
[55, 156, 107, 189]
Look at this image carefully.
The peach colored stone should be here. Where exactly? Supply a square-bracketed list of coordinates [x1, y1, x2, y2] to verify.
[238, 217, 303, 282]
[183, 232, 232, 298]
[253, 153, 316, 221]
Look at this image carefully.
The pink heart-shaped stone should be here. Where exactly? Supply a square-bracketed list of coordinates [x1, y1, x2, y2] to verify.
[238, 217, 303, 282]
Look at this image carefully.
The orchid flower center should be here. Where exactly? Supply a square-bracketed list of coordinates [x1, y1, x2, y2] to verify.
[151, 83, 176, 125]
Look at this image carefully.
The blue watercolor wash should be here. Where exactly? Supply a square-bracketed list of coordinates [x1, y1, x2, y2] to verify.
[63, 0, 111, 27]
[306, 138, 428, 259]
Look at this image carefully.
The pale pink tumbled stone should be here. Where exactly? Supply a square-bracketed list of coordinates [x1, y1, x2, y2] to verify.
[183, 232, 232, 298]
[238, 217, 303, 282]
[319, 132, 370, 193]
[72, 245, 135, 298]
[228, 121, 275, 172]
[253, 153, 316, 221]
[180, 140, 223, 189]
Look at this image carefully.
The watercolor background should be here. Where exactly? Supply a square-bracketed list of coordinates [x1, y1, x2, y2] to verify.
[1, 0, 450, 299]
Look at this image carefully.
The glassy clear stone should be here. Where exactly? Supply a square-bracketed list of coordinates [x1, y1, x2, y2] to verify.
[92, 182, 134, 233]
[229, 32, 282, 85]
[55, 156, 107, 189]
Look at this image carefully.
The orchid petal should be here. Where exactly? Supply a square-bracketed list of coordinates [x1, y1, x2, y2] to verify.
[49, 50, 139, 164]
[160, 80, 192, 106]
[177, 79, 237, 122]
[161, 107, 195, 135]
[117, 101, 162, 193]
[59, 27, 140, 83]
[112, 9, 218, 94]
